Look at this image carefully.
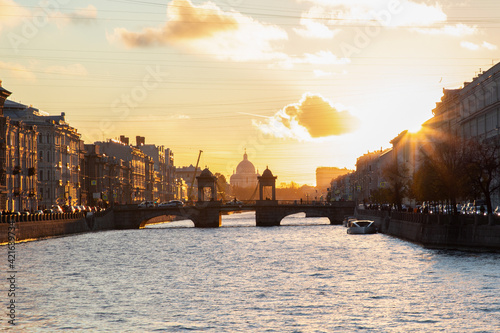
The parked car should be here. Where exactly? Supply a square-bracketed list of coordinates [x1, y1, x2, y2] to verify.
[225, 200, 243, 207]
[52, 205, 64, 213]
[159, 200, 183, 208]
[138, 201, 156, 208]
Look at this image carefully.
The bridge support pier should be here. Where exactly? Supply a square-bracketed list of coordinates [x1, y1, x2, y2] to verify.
[255, 200, 283, 227]
[190, 202, 222, 228]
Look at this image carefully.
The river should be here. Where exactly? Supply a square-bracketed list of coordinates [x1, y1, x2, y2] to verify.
[3, 212, 500, 332]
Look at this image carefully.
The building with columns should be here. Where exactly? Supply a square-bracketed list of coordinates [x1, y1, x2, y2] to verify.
[4, 100, 83, 208]
[0, 82, 39, 212]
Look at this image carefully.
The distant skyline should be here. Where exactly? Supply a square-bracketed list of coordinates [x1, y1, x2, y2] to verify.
[1, 0, 500, 185]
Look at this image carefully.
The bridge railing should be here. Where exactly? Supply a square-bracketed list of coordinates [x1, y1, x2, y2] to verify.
[112, 200, 355, 211]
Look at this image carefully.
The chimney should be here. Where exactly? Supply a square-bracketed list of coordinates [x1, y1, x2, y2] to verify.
[136, 136, 145, 146]
[119, 135, 129, 145]
[0, 80, 12, 117]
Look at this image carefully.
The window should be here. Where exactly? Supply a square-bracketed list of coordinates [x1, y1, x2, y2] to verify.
[47, 151, 50, 163]
[470, 119, 477, 137]
[39, 135, 43, 143]
[486, 111, 497, 137]
[478, 115, 486, 136]
[39, 170, 43, 181]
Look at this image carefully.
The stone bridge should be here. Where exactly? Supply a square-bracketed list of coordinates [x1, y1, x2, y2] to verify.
[254, 200, 355, 227]
[112, 200, 355, 228]
[113, 167, 355, 228]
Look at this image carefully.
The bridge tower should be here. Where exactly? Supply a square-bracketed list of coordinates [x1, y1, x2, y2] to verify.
[196, 168, 217, 202]
[256, 168, 280, 226]
[258, 167, 277, 201]
[194, 168, 221, 227]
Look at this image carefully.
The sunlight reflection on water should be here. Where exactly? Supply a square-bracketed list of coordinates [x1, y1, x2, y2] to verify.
[11, 212, 500, 332]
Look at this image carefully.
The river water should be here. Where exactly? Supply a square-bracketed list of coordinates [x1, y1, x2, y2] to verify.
[3, 212, 500, 332]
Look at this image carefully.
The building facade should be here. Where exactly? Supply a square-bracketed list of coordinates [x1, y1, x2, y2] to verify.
[134, 135, 175, 201]
[316, 167, 352, 191]
[176, 164, 201, 200]
[4, 100, 83, 208]
[0, 83, 38, 212]
[83, 144, 133, 207]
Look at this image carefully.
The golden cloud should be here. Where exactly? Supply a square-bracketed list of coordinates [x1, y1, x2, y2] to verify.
[0, 0, 30, 33]
[109, 0, 288, 62]
[112, 0, 240, 47]
[255, 93, 359, 140]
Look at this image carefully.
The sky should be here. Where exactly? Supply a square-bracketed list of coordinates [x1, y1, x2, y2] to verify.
[1, 0, 500, 185]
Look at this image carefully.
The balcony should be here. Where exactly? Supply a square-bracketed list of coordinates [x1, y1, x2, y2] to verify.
[28, 167, 36, 176]
[12, 165, 21, 175]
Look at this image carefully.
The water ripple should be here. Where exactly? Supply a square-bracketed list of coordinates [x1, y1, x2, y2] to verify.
[8, 213, 500, 332]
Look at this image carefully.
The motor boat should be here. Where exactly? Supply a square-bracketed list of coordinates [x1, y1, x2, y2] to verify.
[343, 216, 357, 227]
[347, 220, 377, 234]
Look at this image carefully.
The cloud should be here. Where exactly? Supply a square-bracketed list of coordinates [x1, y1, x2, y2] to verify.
[276, 50, 350, 69]
[313, 69, 347, 77]
[313, 69, 332, 77]
[297, 0, 476, 37]
[0, 61, 36, 81]
[0, 0, 29, 33]
[460, 41, 479, 51]
[44, 63, 88, 76]
[53, 5, 98, 26]
[113, 0, 239, 45]
[482, 41, 497, 50]
[413, 23, 477, 36]
[254, 93, 359, 141]
[298, 0, 445, 26]
[109, 0, 287, 62]
[294, 7, 340, 39]
[460, 40, 498, 51]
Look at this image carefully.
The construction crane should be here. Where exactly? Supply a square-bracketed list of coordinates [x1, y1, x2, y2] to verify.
[187, 150, 202, 202]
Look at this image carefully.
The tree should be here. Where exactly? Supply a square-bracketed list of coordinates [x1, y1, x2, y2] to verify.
[411, 158, 442, 203]
[382, 159, 410, 211]
[370, 187, 391, 204]
[415, 135, 469, 213]
[462, 137, 500, 215]
[215, 173, 229, 200]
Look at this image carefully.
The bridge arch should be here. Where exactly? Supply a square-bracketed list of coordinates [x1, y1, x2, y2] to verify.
[138, 213, 196, 228]
[113, 203, 223, 229]
[279, 212, 332, 225]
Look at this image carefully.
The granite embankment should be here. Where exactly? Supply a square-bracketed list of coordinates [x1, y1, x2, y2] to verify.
[0, 210, 180, 244]
[0, 210, 116, 244]
[358, 209, 500, 250]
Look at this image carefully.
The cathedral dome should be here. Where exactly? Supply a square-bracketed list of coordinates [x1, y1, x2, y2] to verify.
[236, 152, 256, 175]
[230, 151, 259, 190]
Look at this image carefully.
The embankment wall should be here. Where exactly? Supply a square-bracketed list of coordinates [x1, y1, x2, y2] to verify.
[357, 210, 500, 250]
[0, 211, 115, 244]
